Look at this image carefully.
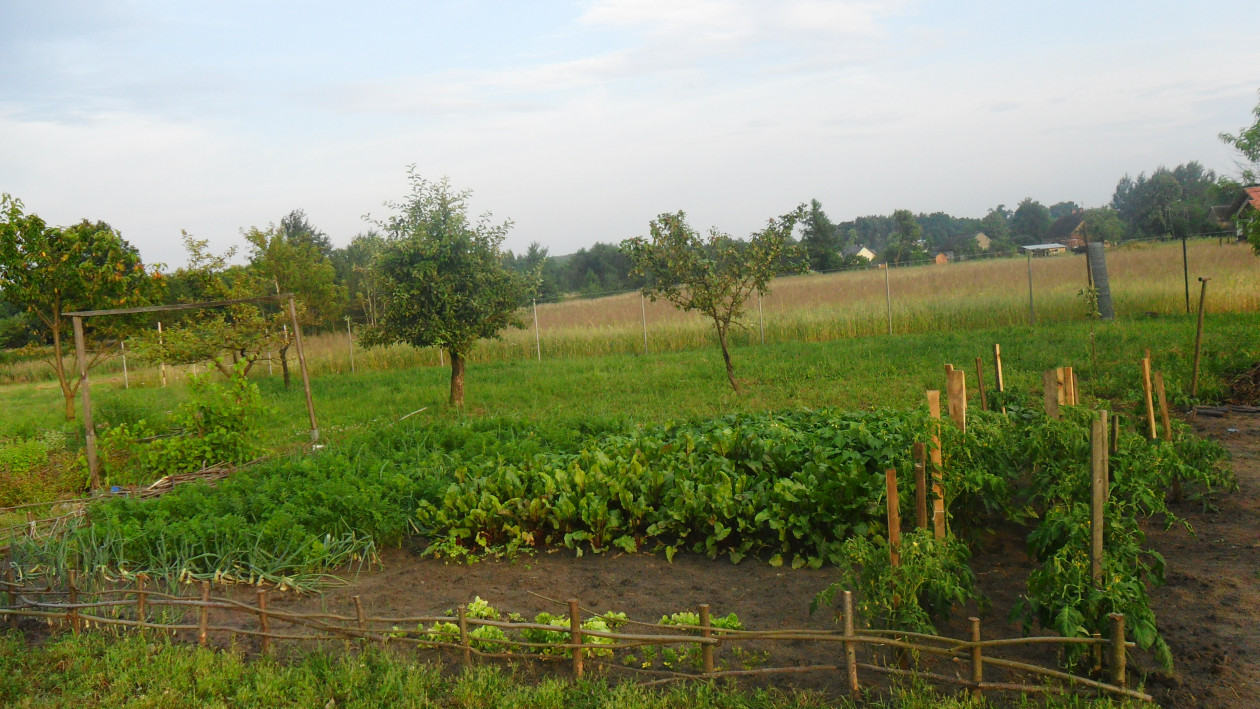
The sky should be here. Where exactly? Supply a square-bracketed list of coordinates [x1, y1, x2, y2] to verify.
[2, 0, 1258, 268]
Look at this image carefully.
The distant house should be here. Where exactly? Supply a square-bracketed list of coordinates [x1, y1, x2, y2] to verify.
[1045, 209, 1087, 248]
[1022, 243, 1068, 256]
[842, 245, 877, 262]
[1223, 186, 1260, 239]
[972, 232, 991, 251]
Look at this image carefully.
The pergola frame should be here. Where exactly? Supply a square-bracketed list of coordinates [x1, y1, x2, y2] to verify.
[64, 293, 319, 489]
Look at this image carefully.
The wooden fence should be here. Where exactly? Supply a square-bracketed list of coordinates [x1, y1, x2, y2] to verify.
[0, 577, 1151, 702]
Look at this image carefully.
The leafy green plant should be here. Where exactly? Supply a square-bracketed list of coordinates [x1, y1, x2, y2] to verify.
[100, 365, 270, 485]
[813, 528, 980, 635]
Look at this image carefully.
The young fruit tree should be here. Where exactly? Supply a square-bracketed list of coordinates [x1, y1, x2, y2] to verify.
[0, 195, 165, 420]
[621, 207, 805, 392]
[362, 171, 536, 407]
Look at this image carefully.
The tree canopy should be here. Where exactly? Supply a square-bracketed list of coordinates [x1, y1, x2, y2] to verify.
[621, 207, 805, 392]
[361, 171, 535, 407]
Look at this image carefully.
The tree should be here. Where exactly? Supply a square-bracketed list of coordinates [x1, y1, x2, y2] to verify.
[245, 225, 346, 387]
[136, 234, 282, 379]
[1010, 198, 1052, 244]
[331, 232, 388, 326]
[1080, 207, 1125, 244]
[0, 195, 164, 419]
[883, 209, 926, 265]
[1049, 201, 1080, 220]
[980, 205, 1012, 243]
[361, 172, 535, 407]
[1219, 89, 1260, 185]
[621, 207, 805, 392]
[800, 199, 844, 271]
[278, 209, 334, 259]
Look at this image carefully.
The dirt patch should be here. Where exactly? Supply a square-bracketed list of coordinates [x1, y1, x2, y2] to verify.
[1142, 413, 1260, 708]
[1226, 362, 1260, 405]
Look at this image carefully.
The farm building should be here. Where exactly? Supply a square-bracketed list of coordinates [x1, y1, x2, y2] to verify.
[842, 244, 877, 261]
[1021, 243, 1068, 256]
[1222, 185, 1260, 239]
[972, 232, 991, 251]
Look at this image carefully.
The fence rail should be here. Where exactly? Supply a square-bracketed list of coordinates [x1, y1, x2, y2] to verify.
[0, 577, 1150, 702]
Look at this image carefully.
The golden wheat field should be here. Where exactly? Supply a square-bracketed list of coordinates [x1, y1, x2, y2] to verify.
[3, 238, 1257, 385]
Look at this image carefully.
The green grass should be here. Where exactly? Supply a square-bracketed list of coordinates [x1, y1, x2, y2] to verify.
[5, 312, 1253, 436]
[0, 632, 1144, 708]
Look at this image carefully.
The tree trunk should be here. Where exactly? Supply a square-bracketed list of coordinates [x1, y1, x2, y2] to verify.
[716, 325, 739, 393]
[51, 325, 75, 420]
[449, 350, 465, 407]
[279, 343, 291, 389]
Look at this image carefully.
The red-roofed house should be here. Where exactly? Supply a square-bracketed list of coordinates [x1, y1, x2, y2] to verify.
[1226, 186, 1260, 239]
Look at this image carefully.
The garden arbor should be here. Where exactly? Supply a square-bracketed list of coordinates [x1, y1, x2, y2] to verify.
[65, 294, 318, 490]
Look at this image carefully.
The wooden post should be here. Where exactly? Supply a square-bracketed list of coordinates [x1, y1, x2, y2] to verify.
[1090, 419, 1107, 588]
[993, 344, 1005, 391]
[72, 317, 101, 489]
[1191, 278, 1209, 397]
[699, 604, 714, 676]
[885, 469, 901, 566]
[287, 296, 320, 443]
[970, 616, 983, 699]
[1141, 357, 1157, 440]
[1098, 410, 1110, 499]
[842, 590, 859, 694]
[346, 318, 355, 373]
[926, 391, 946, 540]
[258, 589, 272, 654]
[457, 604, 471, 665]
[1063, 366, 1076, 405]
[1154, 372, 1172, 441]
[912, 443, 928, 530]
[1055, 367, 1067, 406]
[1109, 413, 1120, 454]
[120, 340, 129, 389]
[1109, 613, 1127, 687]
[974, 357, 987, 411]
[532, 300, 542, 361]
[67, 570, 80, 635]
[1042, 370, 1060, 420]
[353, 595, 367, 647]
[198, 580, 210, 646]
[136, 586, 147, 631]
[568, 599, 584, 678]
[158, 321, 168, 387]
[946, 368, 967, 433]
[641, 295, 648, 355]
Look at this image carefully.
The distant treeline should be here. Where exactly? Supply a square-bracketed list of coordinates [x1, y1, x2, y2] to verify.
[0, 160, 1246, 348]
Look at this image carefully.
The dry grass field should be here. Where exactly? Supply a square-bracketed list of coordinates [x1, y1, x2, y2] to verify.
[3, 237, 1257, 385]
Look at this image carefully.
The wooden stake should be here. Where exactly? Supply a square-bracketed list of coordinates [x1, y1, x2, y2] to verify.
[993, 344, 1005, 415]
[136, 586, 147, 631]
[1191, 278, 1209, 398]
[974, 357, 988, 411]
[1111, 413, 1120, 455]
[72, 317, 101, 489]
[1141, 357, 1157, 440]
[287, 296, 320, 444]
[568, 599, 584, 678]
[842, 590, 859, 694]
[912, 443, 928, 530]
[885, 469, 901, 566]
[1154, 372, 1172, 441]
[946, 368, 967, 433]
[1090, 419, 1107, 588]
[353, 595, 367, 647]
[68, 570, 80, 635]
[198, 581, 210, 646]
[258, 589, 272, 654]
[1042, 370, 1060, 420]
[1064, 366, 1076, 405]
[1109, 613, 1127, 687]
[1055, 367, 1067, 406]
[970, 617, 983, 699]
[458, 604, 471, 665]
[699, 604, 714, 676]
[926, 391, 946, 540]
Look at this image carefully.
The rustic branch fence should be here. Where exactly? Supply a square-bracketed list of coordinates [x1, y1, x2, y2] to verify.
[0, 577, 1149, 702]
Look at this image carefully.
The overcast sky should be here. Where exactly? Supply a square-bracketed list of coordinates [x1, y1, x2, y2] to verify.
[2, 0, 1258, 268]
